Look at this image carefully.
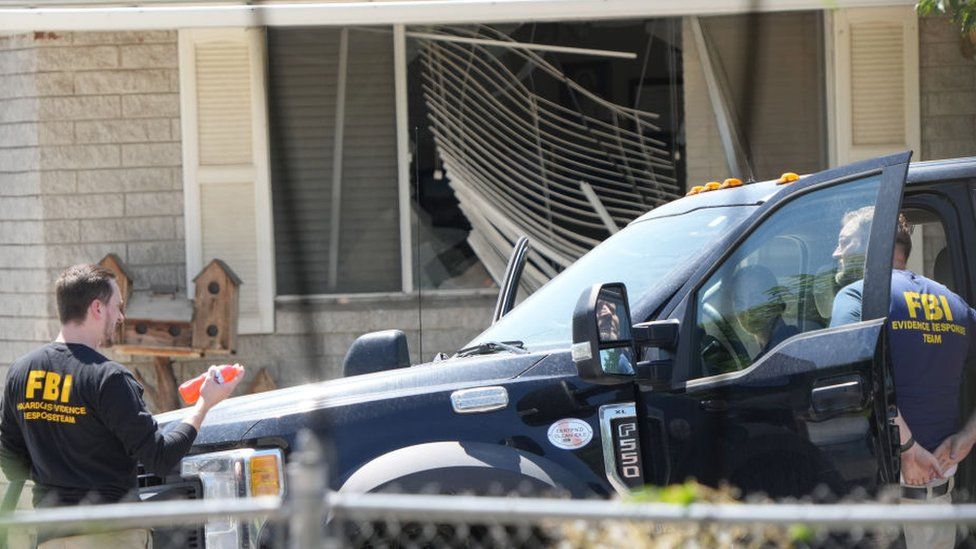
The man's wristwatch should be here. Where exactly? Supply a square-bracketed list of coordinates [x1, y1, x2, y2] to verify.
[900, 436, 916, 453]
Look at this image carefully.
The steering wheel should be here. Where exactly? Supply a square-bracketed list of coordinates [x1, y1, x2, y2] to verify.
[699, 302, 746, 374]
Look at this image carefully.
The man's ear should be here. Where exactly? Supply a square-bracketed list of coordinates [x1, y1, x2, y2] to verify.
[88, 298, 104, 321]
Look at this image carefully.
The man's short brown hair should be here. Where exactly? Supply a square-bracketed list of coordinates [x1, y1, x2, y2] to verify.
[895, 213, 913, 259]
[55, 264, 116, 324]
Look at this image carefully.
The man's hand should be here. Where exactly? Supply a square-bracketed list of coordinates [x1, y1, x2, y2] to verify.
[197, 364, 246, 412]
[934, 430, 976, 472]
[902, 443, 944, 486]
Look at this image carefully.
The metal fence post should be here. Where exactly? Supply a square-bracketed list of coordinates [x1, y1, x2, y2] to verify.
[287, 430, 327, 549]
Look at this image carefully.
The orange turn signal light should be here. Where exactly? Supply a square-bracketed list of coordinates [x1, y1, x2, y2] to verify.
[687, 185, 705, 196]
[720, 178, 742, 189]
[250, 454, 282, 497]
[704, 181, 722, 191]
[778, 172, 799, 185]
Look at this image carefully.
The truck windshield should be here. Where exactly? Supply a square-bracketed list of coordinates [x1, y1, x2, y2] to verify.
[466, 205, 758, 353]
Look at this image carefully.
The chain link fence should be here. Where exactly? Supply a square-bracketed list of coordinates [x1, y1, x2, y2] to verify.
[3, 435, 976, 548]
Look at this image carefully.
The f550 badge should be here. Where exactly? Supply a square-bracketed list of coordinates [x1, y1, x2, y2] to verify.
[599, 403, 645, 494]
[611, 416, 644, 486]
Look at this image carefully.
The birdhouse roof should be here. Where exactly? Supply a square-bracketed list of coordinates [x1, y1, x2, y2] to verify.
[192, 258, 243, 286]
[99, 253, 134, 283]
[124, 290, 194, 322]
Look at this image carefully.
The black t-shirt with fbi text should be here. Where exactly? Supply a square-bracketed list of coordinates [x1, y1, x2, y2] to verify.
[0, 342, 197, 507]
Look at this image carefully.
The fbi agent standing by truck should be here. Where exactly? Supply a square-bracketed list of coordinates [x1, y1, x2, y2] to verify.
[831, 210, 976, 549]
[0, 264, 245, 548]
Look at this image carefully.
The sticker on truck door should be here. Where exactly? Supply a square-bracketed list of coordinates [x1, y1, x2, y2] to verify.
[547, 418, 593, 450]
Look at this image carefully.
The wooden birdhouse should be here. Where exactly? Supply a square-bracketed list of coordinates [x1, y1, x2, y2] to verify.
[95, 254, 251, 413]
[99, 253, 133, 303]
[122, 289, 194, 350]
[191, 259, 241, 352]
[98, 253, 133, 345]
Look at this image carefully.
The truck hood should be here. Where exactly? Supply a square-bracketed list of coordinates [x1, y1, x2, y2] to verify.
[155, 351, 547, 441]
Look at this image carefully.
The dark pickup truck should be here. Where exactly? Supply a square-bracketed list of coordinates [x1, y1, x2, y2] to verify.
[146, 152, 976, 547]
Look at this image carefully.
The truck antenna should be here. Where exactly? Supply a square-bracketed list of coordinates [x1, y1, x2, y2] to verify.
[414, 125, 423, 362]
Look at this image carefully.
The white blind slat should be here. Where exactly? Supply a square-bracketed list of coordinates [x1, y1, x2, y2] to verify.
[850, 21, 905, 146]
[196, 41, 253, 166]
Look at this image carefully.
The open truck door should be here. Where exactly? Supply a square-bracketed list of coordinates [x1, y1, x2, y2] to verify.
[586, 152, 911, 496]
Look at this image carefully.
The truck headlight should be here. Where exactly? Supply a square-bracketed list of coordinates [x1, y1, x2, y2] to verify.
[181, 448, 285, 548]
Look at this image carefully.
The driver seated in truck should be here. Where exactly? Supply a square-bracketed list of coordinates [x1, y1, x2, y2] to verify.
[730, 264, 800, 360]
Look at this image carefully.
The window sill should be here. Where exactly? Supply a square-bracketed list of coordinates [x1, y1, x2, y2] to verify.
[274, 287, 498, 307]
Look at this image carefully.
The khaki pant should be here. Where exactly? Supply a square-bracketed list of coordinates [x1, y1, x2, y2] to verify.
[37, 528, 151, 549]
[900, 476, 956, 549]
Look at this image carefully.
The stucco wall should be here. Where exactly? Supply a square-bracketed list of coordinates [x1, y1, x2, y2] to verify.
[919, 16, 976, 160]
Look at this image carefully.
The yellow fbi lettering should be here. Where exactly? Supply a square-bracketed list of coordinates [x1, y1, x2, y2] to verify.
[25, 370, 73, 403]
[903, 292, 954, 322]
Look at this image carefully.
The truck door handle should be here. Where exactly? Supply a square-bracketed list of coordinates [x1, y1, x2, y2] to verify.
[811, 378, 864, 414]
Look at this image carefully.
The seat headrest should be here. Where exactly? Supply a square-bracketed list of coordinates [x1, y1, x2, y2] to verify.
[933, 248, 955, 293]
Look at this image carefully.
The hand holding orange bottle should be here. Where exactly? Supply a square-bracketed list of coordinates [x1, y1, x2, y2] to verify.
[179, 363, 245, 405]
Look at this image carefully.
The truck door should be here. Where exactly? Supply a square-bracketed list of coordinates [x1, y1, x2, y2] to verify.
[632, 152, 910, 497]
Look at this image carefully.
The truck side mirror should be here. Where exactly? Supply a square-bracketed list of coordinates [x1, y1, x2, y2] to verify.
[342, 330, 411, 377]
[632, 320, 679, 389]
[572, 283, 636, 384]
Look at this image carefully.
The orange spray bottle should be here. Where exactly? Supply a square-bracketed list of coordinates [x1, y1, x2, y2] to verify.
[179, 364, 240, 405]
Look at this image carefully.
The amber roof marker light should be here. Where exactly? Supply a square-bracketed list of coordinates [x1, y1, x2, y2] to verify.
[777, 172, 800, 185]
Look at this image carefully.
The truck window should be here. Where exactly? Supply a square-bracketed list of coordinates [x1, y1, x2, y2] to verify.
[903, 206, 955, 293]
[694, 174, 882, 378]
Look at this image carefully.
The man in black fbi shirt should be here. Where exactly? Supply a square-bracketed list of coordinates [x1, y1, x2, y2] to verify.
[0, 263, 245, 547]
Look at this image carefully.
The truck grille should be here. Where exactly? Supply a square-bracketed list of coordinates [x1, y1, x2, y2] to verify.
[138, 466, 205, 549]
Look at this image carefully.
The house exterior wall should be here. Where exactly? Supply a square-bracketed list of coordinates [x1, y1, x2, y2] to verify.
[919, 16, 976, 160]
[684, 13, 976, 185]
[0, 30, 495, 400]
[681, 18, 728, 190]
[0, 33, 50, 369]
[7, 13, 969, 399]
[205, 291, 495, 389]
[0, 30, 185, 382]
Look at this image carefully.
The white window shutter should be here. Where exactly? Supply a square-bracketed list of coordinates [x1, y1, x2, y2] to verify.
[831, 6, 920, 165]
[180, 28, 275, 334]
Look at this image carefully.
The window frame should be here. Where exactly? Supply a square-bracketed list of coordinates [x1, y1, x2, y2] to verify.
[902, 190, 969, 297]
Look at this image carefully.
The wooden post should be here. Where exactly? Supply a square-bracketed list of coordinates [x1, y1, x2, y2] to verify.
[134, 357, 181, 413]
[153, 357, 181, 412]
